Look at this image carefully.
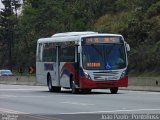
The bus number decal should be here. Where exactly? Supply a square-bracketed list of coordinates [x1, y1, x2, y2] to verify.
[44, 63, 54, 71]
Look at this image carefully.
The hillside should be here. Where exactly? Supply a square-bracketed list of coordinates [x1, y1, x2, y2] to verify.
[0, 0, 160, 75]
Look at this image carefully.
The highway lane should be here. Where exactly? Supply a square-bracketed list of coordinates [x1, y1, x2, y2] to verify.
[0, 84, 160, 120]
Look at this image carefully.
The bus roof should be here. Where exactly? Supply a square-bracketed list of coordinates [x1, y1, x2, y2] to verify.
[51, 31, 97, 37]
[38, 31, 123, 43]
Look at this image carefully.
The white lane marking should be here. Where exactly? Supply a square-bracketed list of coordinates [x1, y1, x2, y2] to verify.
[0, 108, 62, 120]
[0, 95, 17, 98]
[120, 91, 160, 95]
[0, 95, 47, 98]
[15, 95, 47, 98]
[58, 108, 160, 114]
[0, 88, 46, 91]
[61, 101, 94, 106]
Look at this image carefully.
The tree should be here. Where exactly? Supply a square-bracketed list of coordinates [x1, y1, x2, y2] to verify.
[1, 0, 160, 74]
[0, 0, 21, 69]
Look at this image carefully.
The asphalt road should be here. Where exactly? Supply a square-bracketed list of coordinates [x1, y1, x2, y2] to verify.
[0, 84, 160, 120]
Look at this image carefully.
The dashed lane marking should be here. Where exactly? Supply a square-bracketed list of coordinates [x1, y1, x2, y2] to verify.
[0, 89, 46, 91]
[0, 95, 48, 99]
[61, 101, 94, 106]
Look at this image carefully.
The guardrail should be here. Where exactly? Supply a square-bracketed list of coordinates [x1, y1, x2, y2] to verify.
[0, 76, 41, 86]
[0, 76, 160, 89]
[128, 77, 160, 86]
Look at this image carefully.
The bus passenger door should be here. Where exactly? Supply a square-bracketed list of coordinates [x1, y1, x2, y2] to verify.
[52, 46, 60, 86]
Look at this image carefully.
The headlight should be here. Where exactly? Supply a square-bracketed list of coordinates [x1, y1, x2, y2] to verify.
[84, 71, 92, 80]
[120, 70, 126, 79]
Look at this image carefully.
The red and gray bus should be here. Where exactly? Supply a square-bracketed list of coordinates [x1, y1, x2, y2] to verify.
[36, 32, 130, 94]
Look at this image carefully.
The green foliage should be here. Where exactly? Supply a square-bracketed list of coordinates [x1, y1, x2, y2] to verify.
[12, 0, 112, 70]
[94, 0, 160, 73]
[94, 12, 135, 33]
[0, 0, 21, 69]
[145, 1, 160, 18]
[1, 0, 160, 74]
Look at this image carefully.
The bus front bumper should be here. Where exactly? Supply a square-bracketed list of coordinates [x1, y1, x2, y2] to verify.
[79, 76, 128, 89]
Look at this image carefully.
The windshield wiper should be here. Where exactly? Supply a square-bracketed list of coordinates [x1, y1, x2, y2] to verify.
[104, 44, 117, 70]
[105, 43, 123, 58]
[105, 44, 116, 58]
[91, 44, 104, 60]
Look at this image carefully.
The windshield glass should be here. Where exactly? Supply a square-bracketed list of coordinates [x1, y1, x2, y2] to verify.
[82, 42, 126, 70]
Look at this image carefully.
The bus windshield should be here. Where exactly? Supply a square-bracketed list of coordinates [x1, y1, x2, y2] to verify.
[82, 43, 126, 70]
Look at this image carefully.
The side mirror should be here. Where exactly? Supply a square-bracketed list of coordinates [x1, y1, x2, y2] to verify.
[126, 43, 130, 52]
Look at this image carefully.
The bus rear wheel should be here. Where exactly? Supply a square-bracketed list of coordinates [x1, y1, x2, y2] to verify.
[110, 87, 118, 94]
[47, 75, 61, 92]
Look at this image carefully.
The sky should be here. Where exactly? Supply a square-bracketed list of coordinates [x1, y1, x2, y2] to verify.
[0, 1, 23, 14]
[0, 1, 4, 9]
[0, 1, 23, 9]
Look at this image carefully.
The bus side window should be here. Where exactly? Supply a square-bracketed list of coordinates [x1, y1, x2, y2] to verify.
[37, 43, 42, 62]
[60, 46, 75, 62]
[42, 43, 56, 62]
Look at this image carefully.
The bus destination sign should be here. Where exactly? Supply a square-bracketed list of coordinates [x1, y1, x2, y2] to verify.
[83, 36, 122, 44]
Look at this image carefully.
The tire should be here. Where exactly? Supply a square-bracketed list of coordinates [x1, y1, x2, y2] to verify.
[81, 89, 92, 94]
[47, 75, 54, 92]
[53, 86, 61, 92]
[47, 75, 61, 92]
[110, 87, 118, 94]
[70, 78, 79, 94]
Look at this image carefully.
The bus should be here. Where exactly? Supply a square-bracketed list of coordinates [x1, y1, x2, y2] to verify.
[36, 32, 130, 94]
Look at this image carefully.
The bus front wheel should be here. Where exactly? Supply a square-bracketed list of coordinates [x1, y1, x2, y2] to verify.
[70, 79, 79, 94]
[110, 87, 118, 94]
[81, 89, 92, 94]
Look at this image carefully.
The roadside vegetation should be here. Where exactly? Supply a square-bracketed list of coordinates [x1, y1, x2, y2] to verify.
[0, 0, 160, 76]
